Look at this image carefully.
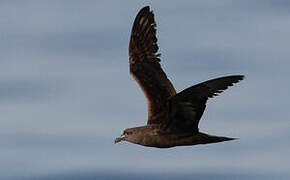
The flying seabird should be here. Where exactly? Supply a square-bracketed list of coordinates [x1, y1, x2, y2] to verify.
[115, 6, 244, 148]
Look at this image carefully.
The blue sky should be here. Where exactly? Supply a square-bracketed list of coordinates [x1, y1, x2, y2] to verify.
[1, 0, 290, 179]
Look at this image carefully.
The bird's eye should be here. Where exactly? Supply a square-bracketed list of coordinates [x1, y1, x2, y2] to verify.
[124, 131, 132, 135]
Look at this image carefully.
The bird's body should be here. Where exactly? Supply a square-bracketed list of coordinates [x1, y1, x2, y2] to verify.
[116, 125, 235, 148]
[115, 6, 244, 148]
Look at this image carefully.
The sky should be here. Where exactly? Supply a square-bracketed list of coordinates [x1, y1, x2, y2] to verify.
[1, 0, 290, 179]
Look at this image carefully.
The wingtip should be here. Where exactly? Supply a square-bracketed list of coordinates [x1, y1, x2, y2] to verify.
[134, 6, 153, 25]
[238, 75, 245, 80]
[230, 75, 245, 80]
[140, 6, 150, 13]
[227, 75, 245, 83]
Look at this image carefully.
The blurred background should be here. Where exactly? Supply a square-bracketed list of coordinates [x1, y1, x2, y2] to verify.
[1, 0, 290, 179]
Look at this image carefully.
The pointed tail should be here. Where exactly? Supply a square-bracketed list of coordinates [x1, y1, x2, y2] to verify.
[195, 132, 237, 145]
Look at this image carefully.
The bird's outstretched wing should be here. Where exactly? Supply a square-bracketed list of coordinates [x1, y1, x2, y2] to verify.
[129, 6, 176, 124]
[174, 75, 244, 100]
[168, 75, 244, 132]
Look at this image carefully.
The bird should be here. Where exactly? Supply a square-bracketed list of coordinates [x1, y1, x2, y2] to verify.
[114, 6, 244, 148]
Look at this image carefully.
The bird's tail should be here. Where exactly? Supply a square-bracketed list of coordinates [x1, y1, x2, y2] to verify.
[193, 132, 237, 145]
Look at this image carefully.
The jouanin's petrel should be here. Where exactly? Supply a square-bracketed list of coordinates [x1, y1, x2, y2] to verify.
[115, 6, 244, 148]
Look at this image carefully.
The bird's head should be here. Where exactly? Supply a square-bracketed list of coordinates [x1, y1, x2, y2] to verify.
[114, 128, 134, 144]
[114, 127, 147, 144]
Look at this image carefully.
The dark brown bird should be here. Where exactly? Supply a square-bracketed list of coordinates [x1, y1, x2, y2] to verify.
[115, 6, 244, 148]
